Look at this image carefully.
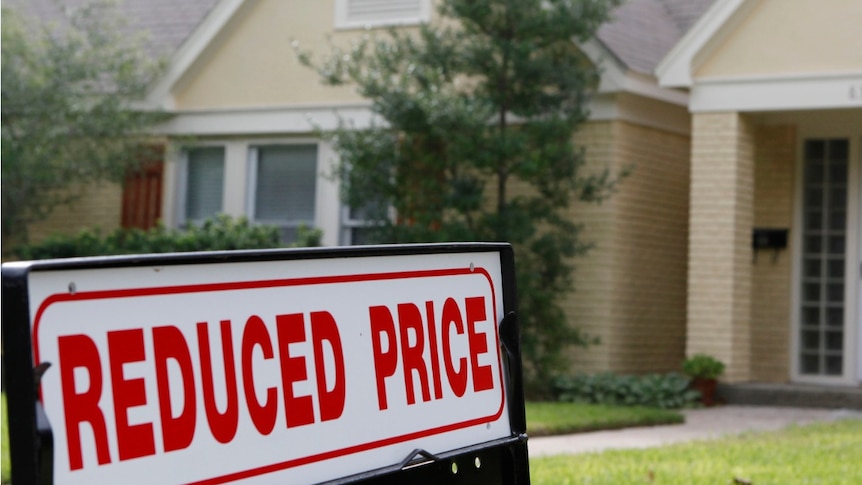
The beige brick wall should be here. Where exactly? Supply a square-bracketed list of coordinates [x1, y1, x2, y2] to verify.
[564, 121, 617, 372]
[565, 120, 690, 375]
[26, 182, 124, 245]
[607, 121, 690, 373]
[687, 112, 755, 383]
[751, 125, 796, 382]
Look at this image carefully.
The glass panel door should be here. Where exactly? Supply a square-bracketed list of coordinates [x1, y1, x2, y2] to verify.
[799, 139, 849, 376]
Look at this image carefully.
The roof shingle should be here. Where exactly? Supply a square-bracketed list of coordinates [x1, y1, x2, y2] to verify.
[5, 0, 717, 76]
[597, 0, 716, 74]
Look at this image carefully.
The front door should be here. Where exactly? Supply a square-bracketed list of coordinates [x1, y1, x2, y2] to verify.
[797, 138, 861, 382]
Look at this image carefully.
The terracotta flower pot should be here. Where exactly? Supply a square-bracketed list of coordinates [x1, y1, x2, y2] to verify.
[690, 377, 718, 406]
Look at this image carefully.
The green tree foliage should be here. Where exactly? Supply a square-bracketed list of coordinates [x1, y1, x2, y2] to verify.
[1, 1, 168, 245]
[299, 0, 623, 393]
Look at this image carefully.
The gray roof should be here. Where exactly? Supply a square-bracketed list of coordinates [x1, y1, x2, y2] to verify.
[597, 0, 716, 74]
[3, 0, 220, 59]
[5, 0, 716, 76]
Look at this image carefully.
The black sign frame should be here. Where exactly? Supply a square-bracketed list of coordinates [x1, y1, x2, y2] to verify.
[2, 243, 529, 485]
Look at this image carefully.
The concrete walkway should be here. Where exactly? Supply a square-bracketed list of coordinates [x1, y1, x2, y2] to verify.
[529, 405, 862, 457]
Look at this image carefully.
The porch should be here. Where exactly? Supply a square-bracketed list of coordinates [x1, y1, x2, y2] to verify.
[719, 382, 862, 409]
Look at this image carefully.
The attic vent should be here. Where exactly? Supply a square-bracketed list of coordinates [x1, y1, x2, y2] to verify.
[335, 0, 429, 29]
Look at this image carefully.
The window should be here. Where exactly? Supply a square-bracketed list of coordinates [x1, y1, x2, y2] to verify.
[338, 162, 391, 245]
[334, 0, 430, 29]
[181, 146, 224, 224]
[249, 144, 318, 242]
[340, 204, 374, 245]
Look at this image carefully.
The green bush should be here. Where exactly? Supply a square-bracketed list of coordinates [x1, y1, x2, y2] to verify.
[14, 215, 322, 260]
[552, 372, 702, 410]
[682, 354, 726, 380]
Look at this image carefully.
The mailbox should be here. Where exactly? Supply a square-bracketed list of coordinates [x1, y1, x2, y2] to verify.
[752, 228, 788, 262]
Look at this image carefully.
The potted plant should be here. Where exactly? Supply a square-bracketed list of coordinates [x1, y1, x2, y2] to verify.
[682, 354, 725, 406]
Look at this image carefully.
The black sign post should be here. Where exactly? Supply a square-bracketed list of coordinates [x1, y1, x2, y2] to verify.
[3, 244, 530, 485]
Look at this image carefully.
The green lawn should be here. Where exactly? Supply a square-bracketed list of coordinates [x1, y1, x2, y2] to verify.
[526, 401, 683, 436]
[531, 419, 862, 485]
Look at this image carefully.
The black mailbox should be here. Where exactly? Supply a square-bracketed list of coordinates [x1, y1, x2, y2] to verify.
[752, 228, 788, 263]
[752, 228, 788, 249]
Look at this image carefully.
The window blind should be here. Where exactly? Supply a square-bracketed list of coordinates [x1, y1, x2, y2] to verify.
[185, 147, 224, 222]
[254, 145, 317, 223]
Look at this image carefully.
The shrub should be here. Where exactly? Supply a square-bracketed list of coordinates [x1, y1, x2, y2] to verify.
[13, 215, 320, 260]
[682, 354, 726, 380]
[552, 372, 702, 410]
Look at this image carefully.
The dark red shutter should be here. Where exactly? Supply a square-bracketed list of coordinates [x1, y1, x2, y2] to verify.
[122, 147, 165, 229]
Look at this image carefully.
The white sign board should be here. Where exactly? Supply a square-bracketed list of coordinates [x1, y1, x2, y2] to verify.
[27, 250, 511, 484]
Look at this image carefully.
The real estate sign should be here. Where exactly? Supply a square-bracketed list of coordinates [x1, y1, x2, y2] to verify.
[2, 244, 529, 485]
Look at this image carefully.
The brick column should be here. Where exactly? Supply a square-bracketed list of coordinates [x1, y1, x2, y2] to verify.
[687, 112, 754, 382]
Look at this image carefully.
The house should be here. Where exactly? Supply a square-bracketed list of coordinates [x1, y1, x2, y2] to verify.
[12, 0, 862, 392]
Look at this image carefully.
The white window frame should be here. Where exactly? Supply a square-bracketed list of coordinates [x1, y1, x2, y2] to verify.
[339, 205, 377, 245]
[246, 141, 322, 242]
[337, 159, 396, 245]
[175, 144, 227, 226]
[334, 0, 431, 30]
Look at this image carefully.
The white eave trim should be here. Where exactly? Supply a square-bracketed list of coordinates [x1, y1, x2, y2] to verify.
[145, 0, 247, 110]
[157, 91, 694, 138]
[580, 39, 689, 106]
[155, 103, 381, 136]
[690, 71, 862, 112]
[655, 0, 751, 88]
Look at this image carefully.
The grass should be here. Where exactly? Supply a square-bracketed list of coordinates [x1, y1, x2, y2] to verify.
[526, 401, 683, 437]
[531, 419, 862, 485]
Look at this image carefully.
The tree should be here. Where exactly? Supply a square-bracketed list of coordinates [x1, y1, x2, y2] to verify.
[299, 0, 624, 394]
[1, 1, 168, 246]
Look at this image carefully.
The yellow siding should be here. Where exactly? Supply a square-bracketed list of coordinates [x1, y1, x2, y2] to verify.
[697, 0, 862, 78]
[687, 112, 754, 383]
[174, 0, 380, 109]
[751, 125, 796, 383]
[26, 183, 124, 244]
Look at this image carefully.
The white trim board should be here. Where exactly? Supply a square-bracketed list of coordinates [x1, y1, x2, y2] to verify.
[656, 0, 755, 87]
[157, 93, 691, 138]
[691, 72, 862, 113]
[156, 103, 382, 136]
[581, 39, 689, 106]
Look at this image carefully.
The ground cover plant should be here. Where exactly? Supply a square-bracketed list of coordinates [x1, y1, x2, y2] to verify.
[553, 372, 701, 409]
[526, 401, 682, 437]
[530, 419, 862, 485]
